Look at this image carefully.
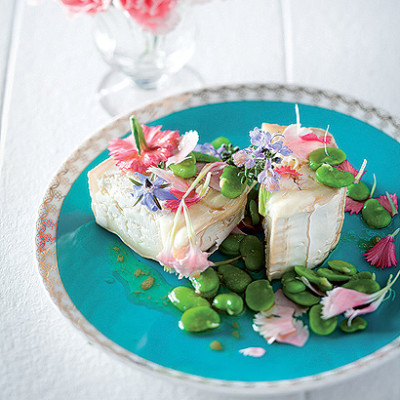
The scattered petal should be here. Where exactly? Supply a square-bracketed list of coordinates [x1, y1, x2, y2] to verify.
[377, 193, 398, 216]
[334, 160, 364, 179]
[345, 197, 365, 214]
[277, 319, 309, 347]
[164, 188, 201, 212]
[239, 347, 266, 357]
[166, 130, 199, 167]
[299, 132, 332, 144]
[364, 229, 398, 269]
[253, 305, 296, 345]
[274, 289, 308, 316]
[147, 166, 189, 192]
[321, 287, 373, 319]
[275, 166, 302, 176]
[321, 271, 400, 320]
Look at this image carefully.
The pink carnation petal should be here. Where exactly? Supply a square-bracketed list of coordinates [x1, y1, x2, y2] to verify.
[377, 193, 398, 216]
[321, 287, 372, 319]
[157, 239, 213, 278]
[345, 197, 365, 214]
[274, 288, 308, 316]
[334, 160, 364, 178]
[253, 305, 297, 345]
[364, 234, 398, 269]
[344, 296, 385, 322]
[164, 188, 201, 212]
[299, 132, 332, 144]
[276, 319, 309, 347]
[108, 124, 180, 174]
[275, 166, 302, 176]
[239, 347, 266, 357]
[147, 166, 189, 192]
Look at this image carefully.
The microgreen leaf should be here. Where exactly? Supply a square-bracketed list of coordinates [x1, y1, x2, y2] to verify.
[129, 177, 142, 186]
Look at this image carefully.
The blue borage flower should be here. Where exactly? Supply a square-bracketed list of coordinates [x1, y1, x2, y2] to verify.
[130, 173, 177, 212]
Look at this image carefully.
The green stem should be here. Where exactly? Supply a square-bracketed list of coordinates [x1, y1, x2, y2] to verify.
[386, 191, 398, 216]
[131, 115, 147, 155]
[369, 173, 377, 198]
[213, 256, 242, 266]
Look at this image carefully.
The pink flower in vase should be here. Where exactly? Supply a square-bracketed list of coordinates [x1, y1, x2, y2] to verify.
[119, 0, 180, 34]
[60, 0, 111, 14]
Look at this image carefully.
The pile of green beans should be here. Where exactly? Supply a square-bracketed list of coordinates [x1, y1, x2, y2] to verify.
[169, 232, 270, 333]
[281, 260, 377, 336]
[169, 231, 375, 337]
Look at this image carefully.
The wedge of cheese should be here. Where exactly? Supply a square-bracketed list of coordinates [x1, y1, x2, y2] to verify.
[261, 123, 346, 280]
[88, 158, 248, 262]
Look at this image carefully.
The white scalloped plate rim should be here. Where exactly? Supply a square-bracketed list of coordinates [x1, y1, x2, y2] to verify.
[35, 83, 400, 395]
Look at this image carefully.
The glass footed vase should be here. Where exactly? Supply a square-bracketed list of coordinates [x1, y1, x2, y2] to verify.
[93, 5, 204, 116]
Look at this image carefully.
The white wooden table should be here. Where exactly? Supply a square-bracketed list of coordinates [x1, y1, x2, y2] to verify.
[1, 1, 400, 399]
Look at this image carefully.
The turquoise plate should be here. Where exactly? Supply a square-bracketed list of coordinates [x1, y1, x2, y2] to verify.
[36, 84, 400, 394]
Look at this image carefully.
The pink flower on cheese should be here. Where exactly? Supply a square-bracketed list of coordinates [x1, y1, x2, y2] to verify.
[108, 118, 180, 174]
[157, 200, 213, 277]
[364, 228, 399, 269]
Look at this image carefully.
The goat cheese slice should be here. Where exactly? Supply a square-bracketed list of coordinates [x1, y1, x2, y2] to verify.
[260, 123, 346, 279]
[88, 158, 248, 263]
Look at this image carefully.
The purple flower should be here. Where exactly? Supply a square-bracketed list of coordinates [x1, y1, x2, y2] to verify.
[233, 148, 265, 169]
[250, 127, 273, 148]
[130, 173, 177, 212]
[194, 142, 224, 158]
[250, 127, 292, 157]
[258, 159, 281, 192]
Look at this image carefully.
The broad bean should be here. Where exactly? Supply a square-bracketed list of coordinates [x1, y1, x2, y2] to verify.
[218, 264, 252, 293]
[245, 280, 275, 312]
[240, 235, 264, 271]
[169, 153, 197, 178]
[168, 286, 210, 312]
[342, 278, 381, 294]
[190, 267, 220, 298]
[362, 199, 392, 229]
[308, 147, 347, 170]
[282, 286, 320, 306]
[328, 260, 357, 276]
[309, 304, 337, 336]
[219, 234, 245, 256]
[179, 306, 220, 332]
[340, 317, 368, 333]
[212, 293, 244, 316]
